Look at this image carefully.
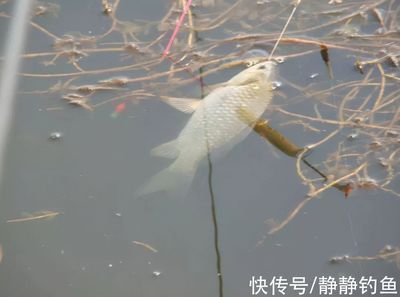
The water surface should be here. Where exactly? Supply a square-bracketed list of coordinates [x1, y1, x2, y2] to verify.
[0, 0, 399, 296]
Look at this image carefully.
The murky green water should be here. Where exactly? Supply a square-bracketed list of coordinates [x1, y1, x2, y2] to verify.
[0, 0, 399, 296]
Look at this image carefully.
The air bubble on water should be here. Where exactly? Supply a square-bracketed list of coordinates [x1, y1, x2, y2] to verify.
[242, 48, 269, 59]
[48, 131, 63, 141]
[347, 133, 358, 140]
[274, 56, 285, 64]
[272, 81, 282, 90]
[380, 245, 395, 253]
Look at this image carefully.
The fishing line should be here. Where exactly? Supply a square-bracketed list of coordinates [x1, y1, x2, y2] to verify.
[268, 0, 302, 60]
[206, 151, 224, 297]
[198, 63, 224, 297]
[345, 204, 365, 275]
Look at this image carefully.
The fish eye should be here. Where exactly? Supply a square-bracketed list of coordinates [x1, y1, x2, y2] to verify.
[257, 64, 266, 70]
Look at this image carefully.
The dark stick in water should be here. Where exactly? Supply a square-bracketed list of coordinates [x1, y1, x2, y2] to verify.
[237, 107, 351, 194]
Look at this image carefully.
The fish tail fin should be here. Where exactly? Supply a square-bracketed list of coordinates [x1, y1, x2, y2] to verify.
[135, 157, 198, 198]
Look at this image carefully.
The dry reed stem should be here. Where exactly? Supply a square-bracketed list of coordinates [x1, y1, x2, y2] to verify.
[268, 163, 366, 235]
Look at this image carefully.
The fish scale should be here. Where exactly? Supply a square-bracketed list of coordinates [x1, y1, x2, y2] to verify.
[191, 83, 272, 151]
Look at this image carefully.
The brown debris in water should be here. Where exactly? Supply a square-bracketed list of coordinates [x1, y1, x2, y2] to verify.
[1, 0, 399, 255]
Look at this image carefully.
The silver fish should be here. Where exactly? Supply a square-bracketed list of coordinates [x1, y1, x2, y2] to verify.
[137, 61, 276, 196]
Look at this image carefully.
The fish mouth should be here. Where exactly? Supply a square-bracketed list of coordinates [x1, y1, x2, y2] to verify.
[255, 60, 276, 69]
[255, 61, 277, 79]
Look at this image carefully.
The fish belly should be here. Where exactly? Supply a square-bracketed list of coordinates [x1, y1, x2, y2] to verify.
[177, 83, 272, 158]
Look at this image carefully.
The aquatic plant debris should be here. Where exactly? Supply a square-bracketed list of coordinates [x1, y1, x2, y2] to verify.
[329, 244, 400, 268]
[132, 241, 158, 253]
[0, 0, 399, 250]
[0, 0, 397, 193]
[7, 211, 61, 223]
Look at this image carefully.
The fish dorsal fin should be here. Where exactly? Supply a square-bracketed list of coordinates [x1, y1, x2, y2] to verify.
[151, 139, 179, 159]
[160, 96, 202, 113]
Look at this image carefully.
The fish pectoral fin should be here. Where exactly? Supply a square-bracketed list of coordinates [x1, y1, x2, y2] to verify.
[160, 96, 202, 113]
[151, 139, 179, 159]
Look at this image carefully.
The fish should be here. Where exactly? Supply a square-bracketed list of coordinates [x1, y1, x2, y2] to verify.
[137, 60, 276, 196]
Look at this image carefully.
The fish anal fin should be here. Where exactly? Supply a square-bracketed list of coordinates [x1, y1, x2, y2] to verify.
[151, 139, 179, 159]
[160, 96, 202, 113]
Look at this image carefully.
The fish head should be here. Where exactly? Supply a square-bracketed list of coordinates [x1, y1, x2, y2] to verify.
[227, 60, 276, 87]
